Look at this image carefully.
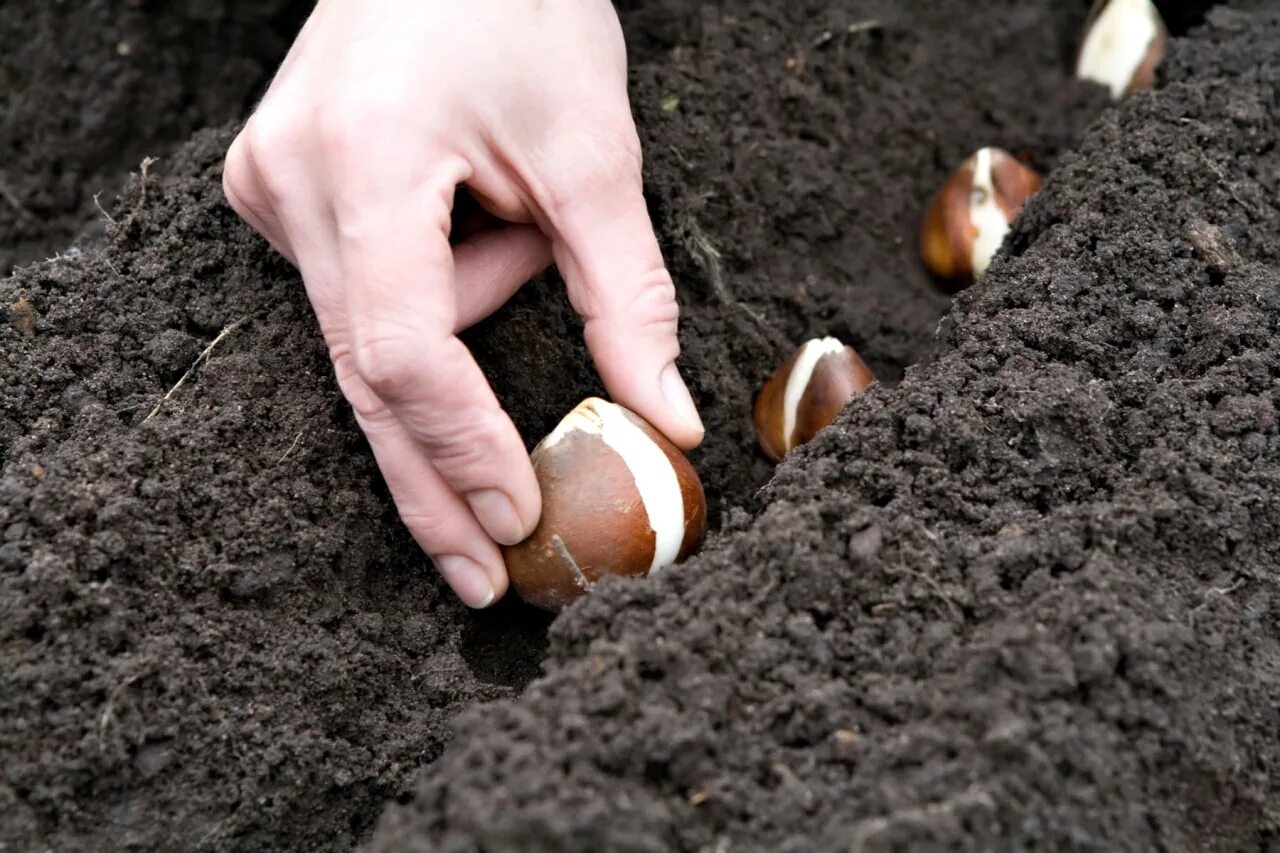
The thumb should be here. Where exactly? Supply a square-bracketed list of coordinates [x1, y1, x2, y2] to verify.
[546, 163, 704, 450]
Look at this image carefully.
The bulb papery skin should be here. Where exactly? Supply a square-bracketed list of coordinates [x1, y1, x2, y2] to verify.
[503, 398, 706, 612]
[1077, 0, 1168, 99]
[919, 147, 1042, 285]
[754, 339, 875, 463]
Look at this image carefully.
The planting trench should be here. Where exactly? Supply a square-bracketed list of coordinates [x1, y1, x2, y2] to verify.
[2, 1, 1279, 850]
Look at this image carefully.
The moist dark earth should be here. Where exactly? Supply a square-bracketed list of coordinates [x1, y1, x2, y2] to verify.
[2, 1, 1278, 851]
[0, 2, 313, 277]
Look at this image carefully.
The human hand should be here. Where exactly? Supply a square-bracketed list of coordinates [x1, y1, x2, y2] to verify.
[222, 0, 704, 608]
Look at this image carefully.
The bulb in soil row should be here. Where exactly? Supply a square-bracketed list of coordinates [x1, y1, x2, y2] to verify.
[502, 398, 706, 612]
[1076, 0, 1168, 99]
[753, 337, 875, 463]
[919, 147, 1042, 286]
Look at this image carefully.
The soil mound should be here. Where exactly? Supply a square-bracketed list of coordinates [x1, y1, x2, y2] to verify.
[372, 6, 1280, 851]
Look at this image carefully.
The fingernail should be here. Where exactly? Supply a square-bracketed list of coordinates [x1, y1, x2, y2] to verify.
[465, 488, 527, 546]
[660, 362, 704, 437]
[436, 555, 496, 608]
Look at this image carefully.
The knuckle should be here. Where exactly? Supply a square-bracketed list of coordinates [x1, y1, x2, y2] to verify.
[222, 138, 275, 228]
[350, 330, 425, 401]
[222, 136, 254, 202]
[636, 268, 679, 316]
[397, 508, 453, 547]
[243, 111, 303, 168]
[329, 345, 391, 423]
[583, 268, 681, 363]
[240, 112, 305, 204]
[423, 415, 505, 474]
[587, 266, 679, 326]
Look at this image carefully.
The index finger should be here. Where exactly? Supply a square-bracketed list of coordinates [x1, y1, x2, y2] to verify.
[331, 151, 542, 552]
[542, 153, 704, 450]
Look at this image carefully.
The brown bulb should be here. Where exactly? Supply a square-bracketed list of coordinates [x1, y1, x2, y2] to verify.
[753, 337, 875, 463]
[920, 147, 1042, 286]
[1076, 0, 1168, 99]
[502, 398, 706, 612]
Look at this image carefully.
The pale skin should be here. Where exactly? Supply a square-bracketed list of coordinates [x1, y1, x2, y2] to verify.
[223, 0, 704, 608]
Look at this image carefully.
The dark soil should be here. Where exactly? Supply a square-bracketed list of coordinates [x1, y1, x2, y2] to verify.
[0, 1, 310, 276]
[2, 1, 1278, 851]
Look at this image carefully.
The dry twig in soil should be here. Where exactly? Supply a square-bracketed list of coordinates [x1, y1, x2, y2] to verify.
[143, 318, 247, 422]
